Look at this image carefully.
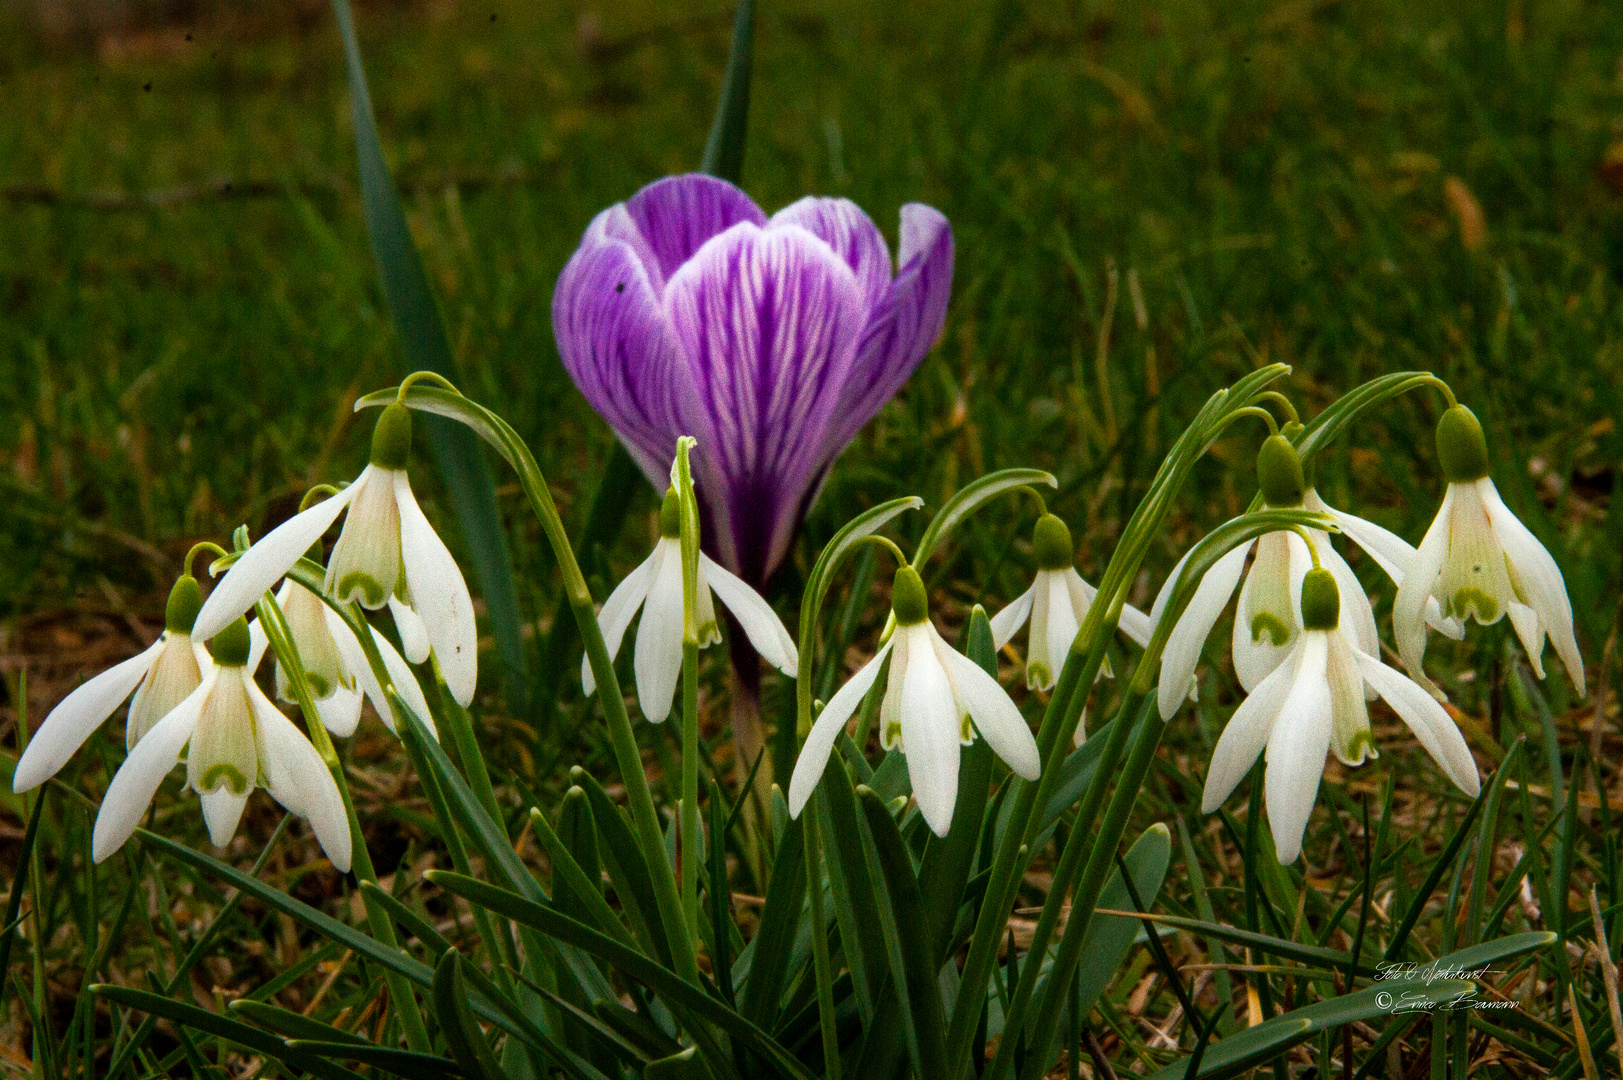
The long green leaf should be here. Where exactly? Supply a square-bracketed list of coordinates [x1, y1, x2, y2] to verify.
[288, 1041, 466, 1080]
[228, 1000, 369, 1047]
[1093, 910, 1375, 975]
[700, 0, 755, 180]
[740, 812, 808, 1033]
[328, 0, 529, 713]
[434, 952, 506, 1080]
[911, 467, 1058, 569]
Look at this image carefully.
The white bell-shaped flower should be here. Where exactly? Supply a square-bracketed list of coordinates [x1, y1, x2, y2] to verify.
[192, 404, 477, 706]
[91, 617, 353, 871]
[790, 567, 1041, 836]
[1202, 569, 1479, 864]
[583, 490, 797, 723]
[1394, 405, 1584, 698]
[989, 514, 1154, 693]
[14, 575, 211, 793]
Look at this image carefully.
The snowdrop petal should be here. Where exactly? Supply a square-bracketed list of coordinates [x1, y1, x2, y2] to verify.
[1040, 572, 1079, 692]
[195, 486, 357, 641]
[1325, 632, 1374, 766]
[1313, 493, 1464, 641]
[1115, 599, 1156, 650]
[1232, 534, 1295, 694]
[396, 473, 478, 707]
[1507, 604, 1547, 680]
[989, 583, 1035, 650]
[201, 787, 250, 849]
[248, 617, 270, 675]
[92, 675, 210, 863]
[899, 627, 960, 836]
[788, 642, 892, 818]
[1394, 488, 1453, 697]
[1354, 650, 1480, 797]
[315, 684, 365, 739]
[934, 629, 1039, 780]
[249, 680, 352, 872]
[1318, 538, 1380, 659]
[1264, 635, 1333, 864]
[389, 598, 430, 665]
[15, 637, 164, 793]
[583, 546, 659, 696]
[1202, 644, 1299, 814]
[703, 554, 798, 676]
[1480, 479, 1584, 694]
[633, 547, 687, 723]
[1158, 541, 1252, 719]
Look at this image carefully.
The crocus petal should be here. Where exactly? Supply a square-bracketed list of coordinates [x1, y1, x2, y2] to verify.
[14, 637, 164, 793]
[201, 787, 250, 849]
[989, 583, 1036, 649]
[1394, 487, 1453, 698]
[92, 674, 210, 864]
[1479, 479, 1585, 694]
[249, 681, 353, 872]
[788, 642, 892, 818]
[1202, 643, 1301, 814]
[1158, 540, 1252, 719]
[395, 473, 478, 707]
[623, 174, 768, 285]
[582, 546, 659, 695]
[1264, 635, 1333, 864]
[552, 205, 694, 484]
[1354, 649, 1480, 797]
[769, 197, 893, 312]
[195, 486, 356, 641]
[933, 628, 1040, 780]
[390, 598, 430, 665]
[667, 221, 869, 582]
[633, 545, 687, 722]
[702, 554, 798, 676]
[899, 626, 961, 836]
[822, 204, 954, 457]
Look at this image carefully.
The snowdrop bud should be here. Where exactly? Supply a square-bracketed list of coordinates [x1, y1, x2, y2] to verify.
[165, 574, 203, 634]
[1300, 568, 1340, 631]
[208, 617, 253, 668]
[1031, 514, 1074, 571]
[1435, 404, 1489, 483]
[1280, 419, 1305, 441]
[1256, 435, 1306, 508]
[370, 403, 413, 470]
[659, 488, 682, 538]
[891, 566, 929, 625]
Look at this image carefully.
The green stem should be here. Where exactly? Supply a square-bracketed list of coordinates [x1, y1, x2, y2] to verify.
[803, 799, 843, 1080]
[681, 641, 701, 938]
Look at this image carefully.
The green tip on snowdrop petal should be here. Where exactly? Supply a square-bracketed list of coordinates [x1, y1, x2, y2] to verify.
[164, 575, 203, 634]
[369, 403, 413, 469]
[1256, 435, 1306, 507]
[1436, 404, 1489, 483]
[1032, 514, 1073, 570]
[208, 617, 253, 667]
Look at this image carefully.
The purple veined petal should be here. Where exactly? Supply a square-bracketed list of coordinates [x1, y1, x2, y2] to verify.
[666, 221, 869, 582]
[769, 196, 893, 313]
[821, 203, 954, 459]
[624, 174, 768, 286]
[552, 208, 694, 488]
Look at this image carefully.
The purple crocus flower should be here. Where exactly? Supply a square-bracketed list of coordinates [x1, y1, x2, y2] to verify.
[552, 173, 954, 585]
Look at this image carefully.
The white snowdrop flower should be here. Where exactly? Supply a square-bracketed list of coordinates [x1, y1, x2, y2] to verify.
[583, 489, 797, 723]
[192, 404, 477, 707]
[14, 575, 211, 793]
[91, 617, 353, 872]
[989, 514, 1154, 693]
[789, 566, 1041, 836]
[1202, 569, 1480, 864]
[1395, 405, 1584, 698]
[1152, 436, 1379, 720]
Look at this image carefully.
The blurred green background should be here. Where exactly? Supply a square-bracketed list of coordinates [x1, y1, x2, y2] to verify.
[2, 0, 1619, 725]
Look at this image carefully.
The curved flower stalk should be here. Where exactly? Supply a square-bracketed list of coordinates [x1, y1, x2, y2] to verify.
[14, 574, 210, 794]
[1395, 404, 1584, 697]
[582, 488, 798, 723]
[552, 173, 954, 586]
[1202, 568, 1480, 863]
[1151, 435, 1380, 719]
[91, 617, 352, 871]
[193, 404, 477, 706]
[991, 512, 1153, 694]
[790, 565, 1040, 835]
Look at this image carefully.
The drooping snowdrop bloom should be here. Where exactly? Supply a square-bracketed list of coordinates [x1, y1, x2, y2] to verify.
[789, 567, 1041, 836]
[583, 489, 798, 723]
[91, 617, 353, 871]
[1201, 569, 1480, 864]
[552, 173, 954, 587]
[1153, 436, 1378, 719]
[990, 513, 1154, 693]
[1394, 404, 1584, 697]
[192, 404, 477, 707]
[14, 575, 210, 793]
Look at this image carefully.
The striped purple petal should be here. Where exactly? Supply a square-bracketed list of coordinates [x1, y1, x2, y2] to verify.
[769, 197, 893, 313]
[664, 221, 868, 582]
[823, 203, 954, 456]
[624, 174, 767, 287]
[551, 205, 694, 485]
